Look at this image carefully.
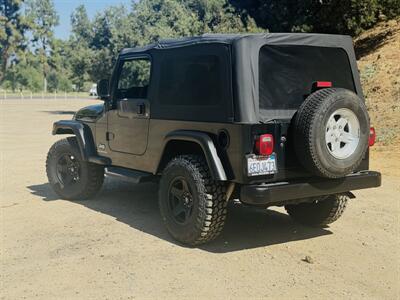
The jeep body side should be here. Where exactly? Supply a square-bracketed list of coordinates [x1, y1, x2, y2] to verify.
[47, 33, 381, 245]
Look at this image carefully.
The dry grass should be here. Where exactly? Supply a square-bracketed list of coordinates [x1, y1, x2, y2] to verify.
[356, 18, 400, 150]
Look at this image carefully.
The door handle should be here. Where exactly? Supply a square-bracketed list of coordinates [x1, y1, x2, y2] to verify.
[137, 103, 145, 115]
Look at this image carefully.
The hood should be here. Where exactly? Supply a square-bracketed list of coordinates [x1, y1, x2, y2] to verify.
[74, 104, 104, 122]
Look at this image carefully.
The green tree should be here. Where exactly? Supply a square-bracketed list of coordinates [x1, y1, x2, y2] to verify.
[128, 0, 259, 47]
[89, 6, 130, 81]
[313, 0, 380, 35]
[4, 51, 42, 91]
[231, 0, 399, 35]
[0, 0, 29, 84]
[68, 46, 91, 91]
[48, 39, 72, 91]
[184, 0, 259, 33]
[70, 4, 92, 45]
[26, 0, 59, 92]
[379, 0, 400, 19]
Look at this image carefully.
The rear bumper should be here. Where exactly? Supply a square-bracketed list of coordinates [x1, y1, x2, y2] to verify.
[240, 171, 381, 206]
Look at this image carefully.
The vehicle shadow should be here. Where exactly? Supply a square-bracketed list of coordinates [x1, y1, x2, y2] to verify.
[41, 110, 76, 115]
[28, 178, 332, 253]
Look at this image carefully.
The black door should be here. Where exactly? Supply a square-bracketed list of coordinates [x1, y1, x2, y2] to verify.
[107, 57, 151, 155]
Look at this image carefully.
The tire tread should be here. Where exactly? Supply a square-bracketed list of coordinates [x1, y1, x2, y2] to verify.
[46, 137, 104, 200]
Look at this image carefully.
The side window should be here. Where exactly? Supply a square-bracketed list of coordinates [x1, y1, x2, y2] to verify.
[159, 54, 221, 106]
[117, 58, 151, 99]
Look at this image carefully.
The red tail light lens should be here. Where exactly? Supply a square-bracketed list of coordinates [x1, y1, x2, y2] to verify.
[369, 127, 376, 147]
[255, 134, 274, 156]
[312, 81, 333, 92]
[316, 81, 332, 88]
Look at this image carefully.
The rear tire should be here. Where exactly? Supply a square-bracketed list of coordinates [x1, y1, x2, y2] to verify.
[159, 155, 227, 246]
[285, 194, 348, 227]
[46, 137, 104, 200]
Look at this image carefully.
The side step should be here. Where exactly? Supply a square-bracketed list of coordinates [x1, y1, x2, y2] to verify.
[88, 156, 111, 165]
[105, 167, 157, 184]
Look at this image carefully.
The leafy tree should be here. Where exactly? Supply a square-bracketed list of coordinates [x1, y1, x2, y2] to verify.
[26, 0, 59, 92]
[183, 0, 260, 33]
[70, 4, 92, 45]
[379, 0, 400, 18]
[129, 0, 202, 45]
[313, 0, 380, 35]
[0, 0, 29, 84]
[4, 51, 42, 91]
[68, 46, 91, 91]
[4, 0, 398, 93]
[231, 0, 399, 35]
[48, 39, 72, 91]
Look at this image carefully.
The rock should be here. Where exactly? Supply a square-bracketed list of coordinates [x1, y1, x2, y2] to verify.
[302, 255, 314, 264]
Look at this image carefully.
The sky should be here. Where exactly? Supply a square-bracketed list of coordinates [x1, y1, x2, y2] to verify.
[54, 0, 132, 40]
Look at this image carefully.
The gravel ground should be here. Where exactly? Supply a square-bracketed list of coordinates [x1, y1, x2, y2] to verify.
[1, 99, 399, 299]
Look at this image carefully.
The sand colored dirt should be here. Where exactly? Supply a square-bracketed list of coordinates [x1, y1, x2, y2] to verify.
[1, 99, 399, 299]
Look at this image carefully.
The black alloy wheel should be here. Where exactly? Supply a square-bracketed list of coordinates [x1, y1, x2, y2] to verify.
[56, 153, 81, 188]
[46, 137, 104, 200]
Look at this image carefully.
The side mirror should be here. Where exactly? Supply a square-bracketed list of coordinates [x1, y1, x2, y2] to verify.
[97, 79, 110, 100]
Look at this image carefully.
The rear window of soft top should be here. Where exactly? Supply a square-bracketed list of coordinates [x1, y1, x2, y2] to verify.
[259, 45, 356, 110]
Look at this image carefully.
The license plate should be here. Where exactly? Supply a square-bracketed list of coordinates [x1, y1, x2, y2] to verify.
[247, 154, 277, 176]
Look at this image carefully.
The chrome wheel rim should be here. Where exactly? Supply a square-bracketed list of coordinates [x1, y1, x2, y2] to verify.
[325, 108, 360, 159]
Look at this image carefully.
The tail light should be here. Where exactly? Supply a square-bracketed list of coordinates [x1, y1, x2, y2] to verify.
[369, 127, 376, 147]
[312, 81, 332, 92]
[255, 134, 274, 156]
[315, 81, 332, 88]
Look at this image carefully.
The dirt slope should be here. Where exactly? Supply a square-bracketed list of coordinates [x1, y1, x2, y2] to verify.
[356, 18, 400, 149]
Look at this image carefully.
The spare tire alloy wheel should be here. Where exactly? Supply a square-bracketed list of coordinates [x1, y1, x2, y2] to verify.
[325, 108, 360, 159]
[294, 88, 370, 178]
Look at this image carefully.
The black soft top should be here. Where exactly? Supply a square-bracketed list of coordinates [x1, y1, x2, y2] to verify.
[121, 33, 363, 123]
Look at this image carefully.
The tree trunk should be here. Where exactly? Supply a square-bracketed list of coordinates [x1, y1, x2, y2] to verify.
[43, 76, 47, 93]
[0, 45, 10, 84]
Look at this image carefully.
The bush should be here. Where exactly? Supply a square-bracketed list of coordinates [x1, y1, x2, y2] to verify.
[231, 0, 399, 35]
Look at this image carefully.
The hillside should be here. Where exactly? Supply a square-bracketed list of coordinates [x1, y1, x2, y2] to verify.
[355, 18, 400, 149]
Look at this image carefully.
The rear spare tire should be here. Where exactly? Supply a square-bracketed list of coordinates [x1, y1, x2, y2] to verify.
[294, 88, 369, 178]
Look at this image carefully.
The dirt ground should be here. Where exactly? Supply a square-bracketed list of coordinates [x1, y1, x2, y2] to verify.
[356, 18, 400, 147]
[0, 99, 399, 299]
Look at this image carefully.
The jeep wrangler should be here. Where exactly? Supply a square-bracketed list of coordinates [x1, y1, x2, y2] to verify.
[46, 33, 381, 246]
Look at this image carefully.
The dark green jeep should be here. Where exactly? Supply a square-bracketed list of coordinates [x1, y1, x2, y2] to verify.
[46, 33, 381, 245]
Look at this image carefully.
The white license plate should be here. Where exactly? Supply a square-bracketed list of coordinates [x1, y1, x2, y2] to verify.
[247, 154, 277, 176]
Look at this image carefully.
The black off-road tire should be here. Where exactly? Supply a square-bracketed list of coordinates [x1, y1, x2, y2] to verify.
[294, 88, 370, 178]
[159, 155, 227, 246]
[46, 137, 104, 200]
[285, 194, 349, 227]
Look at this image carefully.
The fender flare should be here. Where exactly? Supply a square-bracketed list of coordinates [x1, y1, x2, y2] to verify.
[52, 120, 110, 165]
[161, 130, 228, 181]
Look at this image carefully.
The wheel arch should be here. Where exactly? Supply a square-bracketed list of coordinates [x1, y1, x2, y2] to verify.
[157, 130, 228, 181]
[52, 120, 110, 165]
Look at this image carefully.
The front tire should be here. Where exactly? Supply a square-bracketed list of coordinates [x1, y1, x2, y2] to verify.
[285, 194, 349, 227]
[46, 137, 104, 200]
[159, 155, 227, 246]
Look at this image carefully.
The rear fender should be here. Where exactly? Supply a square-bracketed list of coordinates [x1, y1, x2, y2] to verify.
[159, 130, 228, 181]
